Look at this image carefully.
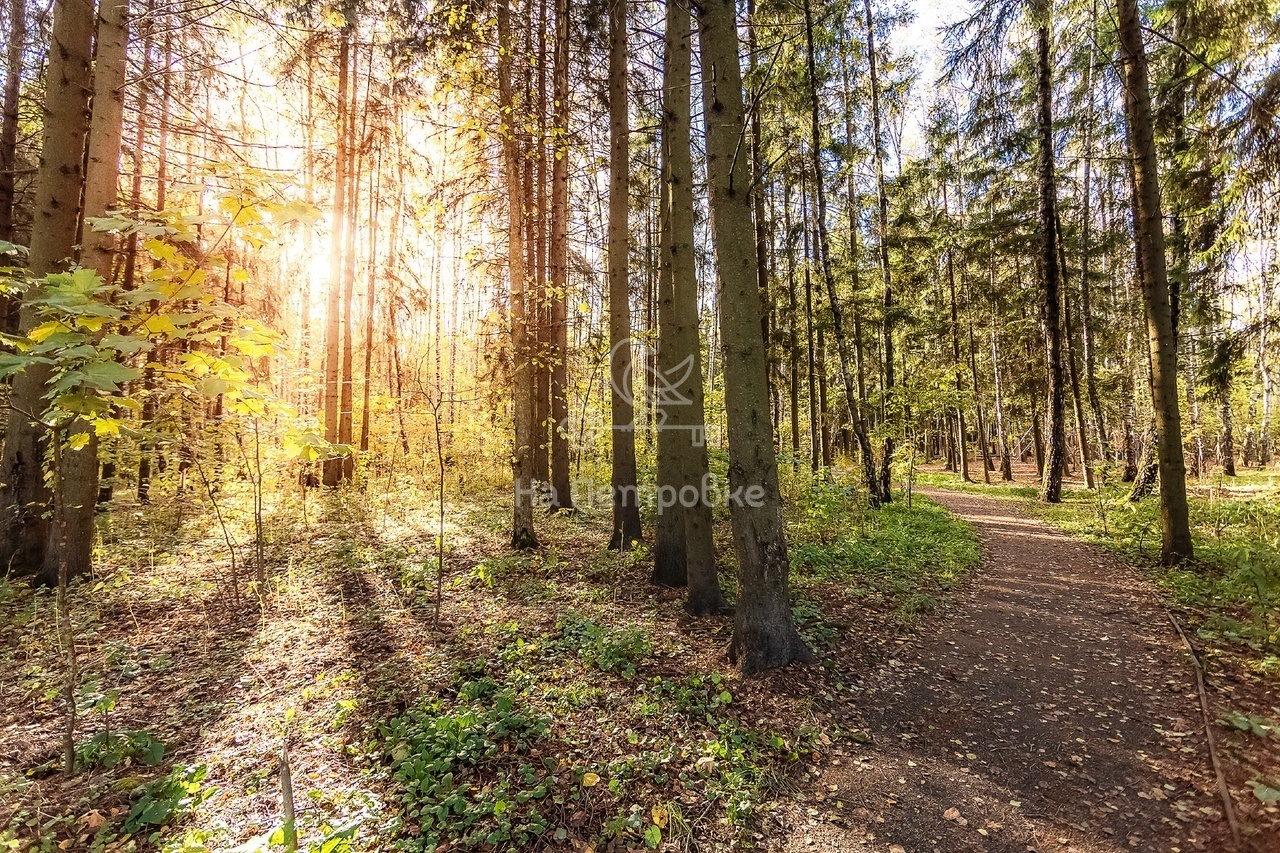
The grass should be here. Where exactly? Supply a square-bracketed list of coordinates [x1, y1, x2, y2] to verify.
[0, 464, 979, 852]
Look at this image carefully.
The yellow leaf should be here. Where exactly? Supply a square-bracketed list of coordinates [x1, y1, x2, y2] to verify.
[29, 321, 69, 342]
[581, 772, 600, 788]
[143, 315, 180, 336]
[75, 316, 110, 332]
[143, 239, 177, 263]
[651, 804, 667, 828]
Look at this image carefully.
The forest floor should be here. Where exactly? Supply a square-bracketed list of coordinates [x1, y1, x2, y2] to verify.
[0, 467, 980, 853]
[2, 463, 1277, 852]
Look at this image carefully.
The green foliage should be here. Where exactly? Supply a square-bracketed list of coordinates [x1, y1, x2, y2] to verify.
[74, 729, 166, 769]
[554, 613, 652, 678]
[379, 679, 554, 851]
[1220, 709, 1279, 740]
[791, 597, 841, 650]
[123, 764, 214, 834]
[0, 229, 281, 434]
[788, 483, 980, 621]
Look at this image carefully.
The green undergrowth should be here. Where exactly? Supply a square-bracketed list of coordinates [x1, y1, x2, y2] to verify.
[783, 472, 981, 623]
[1, 468, 984, 852]
[917, 468, 1280, 675]
[375, 615, 824, 852]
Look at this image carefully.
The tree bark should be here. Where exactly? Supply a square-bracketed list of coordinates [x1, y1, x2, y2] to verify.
[0, 0, 94, 579]
[606, 0, 641, 548]
[499, 0, 538, 549]
[989, 298, 1013, 480]
[1034, 18, 1066, 503]
[784, 181, 801, 467]
[864, 0, 894, 502]
[337, 42, 361, 480]
[322, 23, 350, 487]
[548, 0, 573, 510]
[1117, 0, 1193, 562]
[697, 0, 811, 672]
[653, 0, 725, 616]
[44, 0, 128, 584]
[0, 0, 24, 245]
[800, 174, 819, 473]
[359, 153, 380, 453]
[1078, 6, 1109, 461]
[945, 231, 971, 483]
[1058, 214, 1095, 488]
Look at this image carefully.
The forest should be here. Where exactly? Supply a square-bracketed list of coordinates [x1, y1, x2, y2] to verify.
[1, 0, 1279, 849]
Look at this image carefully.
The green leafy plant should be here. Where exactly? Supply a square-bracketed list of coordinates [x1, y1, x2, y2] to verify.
[123, 764, 214, 834]
[380, 679, 554, 850]
[555, 613, 652, 678]
[75, 729, 165, 769]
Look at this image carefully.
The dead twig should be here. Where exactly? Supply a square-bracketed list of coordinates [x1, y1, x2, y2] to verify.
[1168, 611, 1243, 849]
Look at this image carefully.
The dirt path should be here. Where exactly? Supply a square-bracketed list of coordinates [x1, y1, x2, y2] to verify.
[779, 488, 1243, 853]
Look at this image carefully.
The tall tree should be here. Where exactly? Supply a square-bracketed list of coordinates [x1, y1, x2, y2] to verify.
[1116, 0, 1192, 562]
[45, 0, 130, 583]
[0, 0, 24, 245]
[653, 0, 725, 616]
[606, 0, 642, 549]
[697, 0, 811, 672]
[0, 0, 95, 580]
[499, 0, 539, 549]
[1034, 5, 1066, 503]
[863, 0, 895, 503]
[322, 20, 351, 487]
[547, 0, 573, 511]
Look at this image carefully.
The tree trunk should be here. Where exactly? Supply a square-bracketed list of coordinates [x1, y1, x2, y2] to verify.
[359, 154, 380, 454]
[1117, 0, 1193, 562]
[803, 0, 878, 498]
[499, 0, 538, 549]
[945, 235, 971, 483]
[548, 0, 573, 511]
[989, 300, 1013, 480]
[1032, 405, 1045, 478]
[533, 0, 551, 486]
[44, 0, 128, 584]
[0, 0, 24, 246]
[864, 0, 894, 502]
[697, 0, 811, 672]
[968, 319, 992, 484]
[0, 0, 94, 580]
[322, 24, 350, 487]
[653, 0, 725, 616]
[784, 182, 801, 467]
[337, 43, 361, 480]
[1058, 215, 1094, 488]
[1078, 6, 1109, 461]
[801, 174, 819, 474]
[606, 0, 641, 548]
[1034, 19, 1066, 503]
[1219, 385, 1236, 477]
[817, 327, 832, 468]
[747, 0, 769, 391]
